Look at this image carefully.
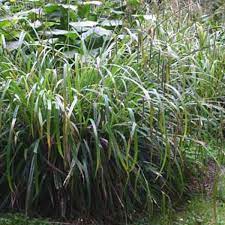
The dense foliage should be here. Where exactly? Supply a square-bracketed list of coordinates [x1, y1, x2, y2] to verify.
[0, 0, 224, 221]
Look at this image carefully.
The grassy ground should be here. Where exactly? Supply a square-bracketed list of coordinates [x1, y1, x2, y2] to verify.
[1, 197, 225, 225]
[0, 214, 49, 225]
[132, 197, 225, 225]
[173, 197, 225, 225]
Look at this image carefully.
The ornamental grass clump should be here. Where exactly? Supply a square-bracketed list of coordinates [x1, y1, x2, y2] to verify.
[0, 0, 225, 221]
